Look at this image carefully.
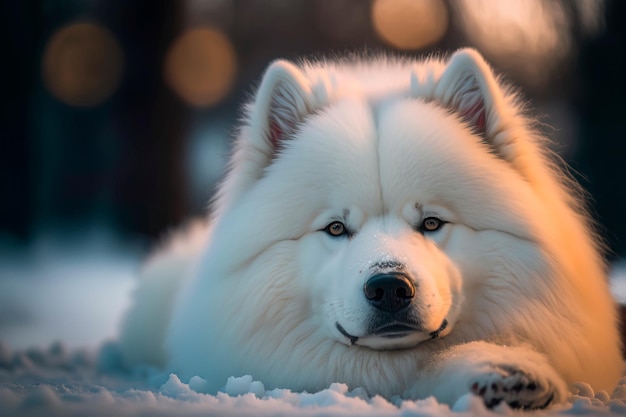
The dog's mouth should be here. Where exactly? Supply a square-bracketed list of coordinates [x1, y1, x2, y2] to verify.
[336, 319, 448, 347]
[372, 323, 421, 339]
[429, 319, 448, 338]
[336, 322, 359, 345]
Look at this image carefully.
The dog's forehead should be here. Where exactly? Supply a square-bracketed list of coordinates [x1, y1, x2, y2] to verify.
[277, 98, 541, 236]
[290, 97, 490, 202]
[275, 98, 382, 206]
[376, 99, 491, 199]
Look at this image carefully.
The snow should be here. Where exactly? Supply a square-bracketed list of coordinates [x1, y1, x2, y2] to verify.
[1, 233, 626, 416]
[2, 348, 626, 417]
[0, 230, 139, 349]
[611, 261, 626, 304]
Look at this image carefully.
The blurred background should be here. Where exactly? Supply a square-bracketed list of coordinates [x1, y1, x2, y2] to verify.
[1, 0, 625, 349]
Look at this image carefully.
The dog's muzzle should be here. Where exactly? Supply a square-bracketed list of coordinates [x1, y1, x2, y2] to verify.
[334, 272, 449, 348]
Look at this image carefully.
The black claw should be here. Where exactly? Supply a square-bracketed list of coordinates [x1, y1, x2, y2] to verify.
[508, 400, 521, 409]
[486, 397, 503, 408]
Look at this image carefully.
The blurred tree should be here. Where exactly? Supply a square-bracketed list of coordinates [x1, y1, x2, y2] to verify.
[102, 0, 188, 238]
[0, 1, 42, 239]
[576, 0, 626, 259]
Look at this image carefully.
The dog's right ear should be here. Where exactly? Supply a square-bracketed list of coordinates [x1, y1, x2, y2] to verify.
[213, 61, 314, 217]
[251, 60, 313, 154]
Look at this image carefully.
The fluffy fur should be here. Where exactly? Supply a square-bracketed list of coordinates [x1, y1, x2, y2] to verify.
[119, 49, 623, 409]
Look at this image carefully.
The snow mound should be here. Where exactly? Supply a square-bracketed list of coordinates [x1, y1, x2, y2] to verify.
[1, 341, 625, 417]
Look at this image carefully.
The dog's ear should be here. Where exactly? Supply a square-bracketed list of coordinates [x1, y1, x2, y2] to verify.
[252, 60, 313, 152]
[414, 49, 513, 155]
[213, 60, 314, 217]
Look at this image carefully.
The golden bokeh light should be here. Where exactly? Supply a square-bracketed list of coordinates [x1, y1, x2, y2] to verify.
[372, 0, 448, 50]
[455, 0, 570, 87]
[163, 27, 237, 108]
[42, 22, 124, 107]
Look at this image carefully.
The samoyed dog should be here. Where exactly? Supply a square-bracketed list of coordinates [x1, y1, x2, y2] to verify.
[119, 48, 623, 409]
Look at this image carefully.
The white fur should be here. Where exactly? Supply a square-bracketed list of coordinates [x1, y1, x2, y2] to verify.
[119, 49, 623, 408]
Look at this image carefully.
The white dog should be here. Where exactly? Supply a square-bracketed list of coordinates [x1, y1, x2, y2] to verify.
[119, 48, 623, 409]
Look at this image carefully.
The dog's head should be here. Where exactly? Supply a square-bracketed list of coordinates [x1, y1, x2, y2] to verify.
[210, 49, 553, 351]
[305, 214, 462, 350]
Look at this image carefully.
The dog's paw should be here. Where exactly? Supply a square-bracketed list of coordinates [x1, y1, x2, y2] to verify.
[469, 366, 558, 409]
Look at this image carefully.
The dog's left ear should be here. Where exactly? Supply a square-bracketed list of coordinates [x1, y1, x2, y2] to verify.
[413, 49, 512, 154]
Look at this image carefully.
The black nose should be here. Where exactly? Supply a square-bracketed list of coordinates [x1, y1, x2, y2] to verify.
[363, 273, 415, 313]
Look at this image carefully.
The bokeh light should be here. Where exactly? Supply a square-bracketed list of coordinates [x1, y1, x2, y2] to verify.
[42, 22, 124, 107]
[372, 0, 448, 50]
[163, 27, 237, 107]
[455, 0, 571, 87]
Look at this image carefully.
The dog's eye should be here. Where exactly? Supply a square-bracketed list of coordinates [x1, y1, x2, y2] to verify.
[324, 221, 348, 237]
[421, 217, 445, 233]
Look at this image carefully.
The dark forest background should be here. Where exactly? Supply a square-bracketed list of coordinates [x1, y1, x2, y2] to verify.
[2, 0, 625, 260]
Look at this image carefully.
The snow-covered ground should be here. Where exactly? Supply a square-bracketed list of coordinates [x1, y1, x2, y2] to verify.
[0, 231, 140, 349]
[1, 232, 626, 416]
[611, 261, 626, 305]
